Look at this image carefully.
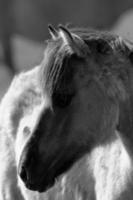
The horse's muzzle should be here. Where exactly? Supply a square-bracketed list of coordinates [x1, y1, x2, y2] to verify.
[18, 163, 56, 192]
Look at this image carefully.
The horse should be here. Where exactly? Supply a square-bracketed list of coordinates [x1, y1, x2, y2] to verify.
[0, 25, 133, 200]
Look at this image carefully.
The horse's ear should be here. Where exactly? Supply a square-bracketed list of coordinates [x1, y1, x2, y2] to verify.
[48, 24, 59, 40]
[58, 25, 74, 46]
[58, 25, 89, 56]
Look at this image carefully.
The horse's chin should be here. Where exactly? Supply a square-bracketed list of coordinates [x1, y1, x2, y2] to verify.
[24, 169, 62, 193]
[25, 177, 57, 192]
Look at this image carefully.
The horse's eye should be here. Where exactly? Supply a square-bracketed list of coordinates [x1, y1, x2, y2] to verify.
[53, 93, 74, 108]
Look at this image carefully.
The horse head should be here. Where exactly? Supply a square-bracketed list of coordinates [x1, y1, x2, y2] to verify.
[17, 25, 133, 192]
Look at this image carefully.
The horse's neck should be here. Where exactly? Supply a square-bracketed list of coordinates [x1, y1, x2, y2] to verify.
[57, 134, 133, 200]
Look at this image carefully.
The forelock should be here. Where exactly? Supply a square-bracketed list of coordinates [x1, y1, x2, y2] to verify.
[40, 37, 76, 96]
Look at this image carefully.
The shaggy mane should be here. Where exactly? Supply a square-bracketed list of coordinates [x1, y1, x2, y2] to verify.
[40, 27, 129, 97]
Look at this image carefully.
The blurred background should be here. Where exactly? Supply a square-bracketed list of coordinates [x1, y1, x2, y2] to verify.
[0, 0, 133, 98]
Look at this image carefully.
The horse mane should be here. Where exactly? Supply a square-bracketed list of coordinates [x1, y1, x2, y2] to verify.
[40, 27, 130, 97]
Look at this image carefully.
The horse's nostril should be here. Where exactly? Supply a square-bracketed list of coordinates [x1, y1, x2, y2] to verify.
[18, 153, 37, 185]
[19, 166, 28, 182]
